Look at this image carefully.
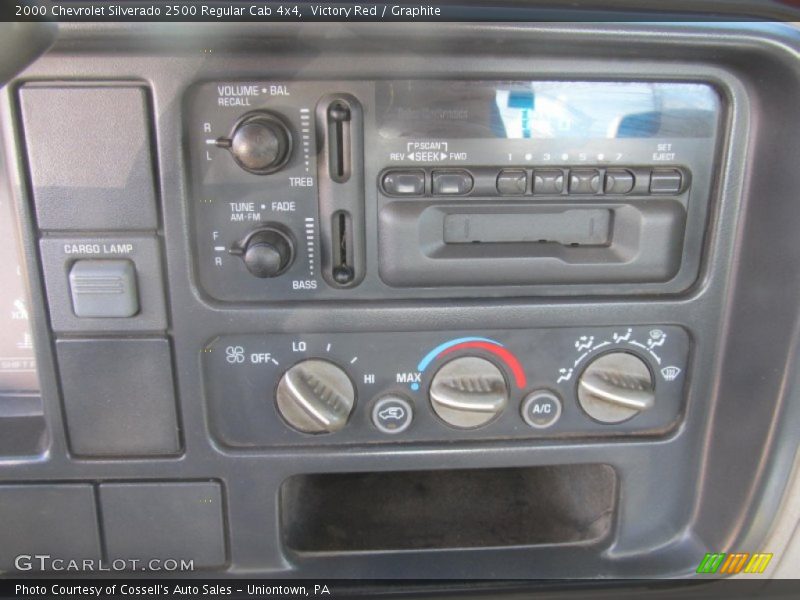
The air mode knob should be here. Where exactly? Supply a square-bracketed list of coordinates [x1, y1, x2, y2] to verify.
[577, 352, 655, 423]
[429, 356, 509, 428]
[230, 227, 294, 278]
[276, 359, 356, 434]
[217, 111, 292, 175]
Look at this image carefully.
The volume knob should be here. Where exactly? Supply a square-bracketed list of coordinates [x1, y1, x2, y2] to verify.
[218, 111, 292, 175]
[276, 359, 356, 434]
[429, 356, 508, 428]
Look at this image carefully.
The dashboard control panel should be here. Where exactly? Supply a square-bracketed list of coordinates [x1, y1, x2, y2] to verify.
[203, 325, 689, 448]
[2, 18, 798, 581]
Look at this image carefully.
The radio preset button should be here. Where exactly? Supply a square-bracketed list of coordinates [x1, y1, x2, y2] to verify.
[533, 169, 565, 195]
[382, 170, 425, 196]
[432, 170, 474, 195]
[496, 169, 527, 195]
[604, 169, 635, 194]
[569, 169, 602, 194]
[650, 169, 683, 194]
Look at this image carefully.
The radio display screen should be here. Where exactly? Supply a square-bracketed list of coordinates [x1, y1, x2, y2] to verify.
[376, 81, 719, 140]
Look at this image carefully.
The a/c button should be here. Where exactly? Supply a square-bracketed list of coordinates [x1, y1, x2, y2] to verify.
[521, 391, 562, 429]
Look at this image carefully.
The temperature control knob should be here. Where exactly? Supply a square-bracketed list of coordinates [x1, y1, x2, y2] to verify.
[217, 111, 292, 175]
[577, 352, 655, 423]
[230, 227, 294, 278]
[429, 356, 508, 428]
[276, 359, 356, 434]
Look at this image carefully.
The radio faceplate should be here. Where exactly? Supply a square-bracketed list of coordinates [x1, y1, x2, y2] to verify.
[186, 80, 721, 302]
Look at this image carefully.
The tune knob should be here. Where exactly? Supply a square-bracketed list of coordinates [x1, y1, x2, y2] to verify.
[276, 359, 356, 434]
[230, 227, 294, 278]
[577, 352, 655, 423]
[217, 111, 292, 175]
[429, 356, 508, 428]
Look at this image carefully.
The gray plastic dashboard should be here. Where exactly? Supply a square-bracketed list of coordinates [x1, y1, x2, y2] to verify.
[1, 21, 800, 580]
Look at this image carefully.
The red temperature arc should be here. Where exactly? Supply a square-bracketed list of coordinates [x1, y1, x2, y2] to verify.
[440, 342, 527, 389]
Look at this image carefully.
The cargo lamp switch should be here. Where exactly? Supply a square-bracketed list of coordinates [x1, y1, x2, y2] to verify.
[68, 259, 139, 318]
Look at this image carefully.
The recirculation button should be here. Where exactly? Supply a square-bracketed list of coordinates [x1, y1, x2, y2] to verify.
[372, 395, 414, 434]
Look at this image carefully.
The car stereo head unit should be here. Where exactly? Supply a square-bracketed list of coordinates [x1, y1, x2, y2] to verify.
[185, 80, 721, 302]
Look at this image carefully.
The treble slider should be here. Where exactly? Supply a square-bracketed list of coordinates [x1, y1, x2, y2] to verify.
[316, 94, 366, 288]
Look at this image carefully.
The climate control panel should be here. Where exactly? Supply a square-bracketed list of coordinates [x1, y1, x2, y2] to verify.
[203, 325, 689, 448]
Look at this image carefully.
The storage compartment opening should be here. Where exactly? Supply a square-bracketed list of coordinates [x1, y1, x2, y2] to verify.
[280, 464, 617, 553]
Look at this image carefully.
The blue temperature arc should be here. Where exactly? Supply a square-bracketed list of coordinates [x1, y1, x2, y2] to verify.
[416, 337, 505, 373]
